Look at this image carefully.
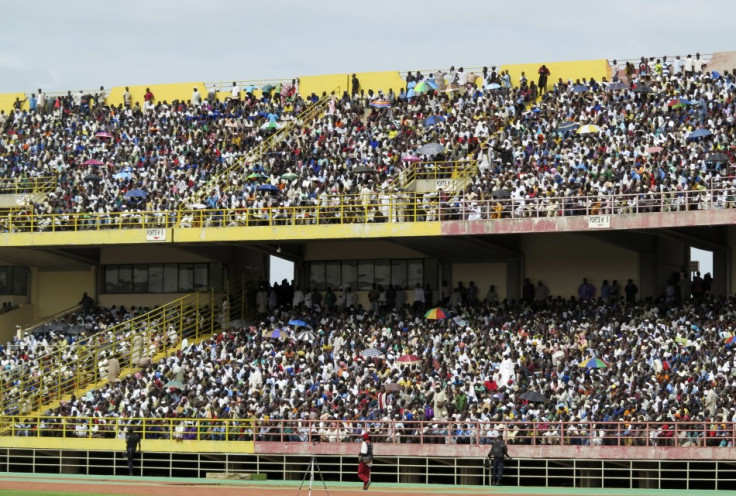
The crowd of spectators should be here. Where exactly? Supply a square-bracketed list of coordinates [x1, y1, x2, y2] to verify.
[16, 275, 736, 448]
[2, 55, 733, 231]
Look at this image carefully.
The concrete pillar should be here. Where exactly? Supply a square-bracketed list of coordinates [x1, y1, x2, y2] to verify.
[507, 256, 522, 301]
[713, 247, 730, 296]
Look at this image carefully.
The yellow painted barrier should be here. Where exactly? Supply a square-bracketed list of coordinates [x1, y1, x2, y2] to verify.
[0, 436, 255, 454]
[299, 73, 347, 97]
[0, 92, 28, 113]
[353, 70, 406, 95]
[501, 59, 611, 88]
[106, 81, 208, 108]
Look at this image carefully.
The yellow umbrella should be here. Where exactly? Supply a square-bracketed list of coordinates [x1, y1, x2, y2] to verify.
[576, 124, 601, 134]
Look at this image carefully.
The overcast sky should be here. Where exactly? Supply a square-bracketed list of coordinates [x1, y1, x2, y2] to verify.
[1, 0, 732, 93]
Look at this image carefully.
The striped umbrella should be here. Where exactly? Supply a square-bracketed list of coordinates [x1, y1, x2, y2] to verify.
[414, 81, 434, 94]
[724, 335, 735, 345]
[361, 348, 384, 358]
[370, 99, 391, 108]
[579, 357, 608, 369]
[425, 307, 450, 320]
[558, 122, 579, 134]
[296, 329, 318, 341]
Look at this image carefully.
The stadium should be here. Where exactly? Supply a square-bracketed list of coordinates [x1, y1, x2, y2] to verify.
[0, 43, 736, 496]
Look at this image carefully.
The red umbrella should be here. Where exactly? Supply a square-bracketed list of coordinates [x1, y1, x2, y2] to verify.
[398, 354, 421, 364]
[95, 132, 113, 139]
[82, 159, 105, 166]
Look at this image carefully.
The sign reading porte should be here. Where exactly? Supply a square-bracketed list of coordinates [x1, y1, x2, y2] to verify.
[588, 215, 611, 229]
[146, 228, 166, 242]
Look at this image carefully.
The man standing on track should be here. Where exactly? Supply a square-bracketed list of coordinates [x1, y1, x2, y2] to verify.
[126, 428, 141, 476]
[358, 432, 373, 490]
[487, 433, 512, 486]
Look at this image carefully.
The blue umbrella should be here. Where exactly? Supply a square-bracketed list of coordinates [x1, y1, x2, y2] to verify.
[571, 84, 588, 93]
[257, 184, 280, 192]
[245, 85, 256, 93]
[558, 122, 580, 134]
[124, 189, 147, 198]
[288, 319, 310, 327]
[424, 115, 446, 127]
[113, 171, 132, 180]
[687, 129, 713, 140]
[484, 83, 501, 90]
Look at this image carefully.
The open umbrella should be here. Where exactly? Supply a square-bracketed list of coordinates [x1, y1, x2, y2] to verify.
[706, 152, 729, 163]
[261, 121, 281, 130]
[164, 380, 184, 389]
[484, 83, 502, 90]
[370, 99, 391, 108]
[579, 357, 608, 369]
[571, 84, 588, 93]
[414, 81, 434, 94]
[296, 329, 318, 341]
[351, 165, 374, 174]
[113, 171, 132, 180]
[646, 146, 663, 154]
[724, 335, 735, 345]
[361, 348, 384, 358]
[519, 391, 547, 403]
[576, 124, 601, 134]
[257, 184, 280, 192]
[417, 143, 444, 156]
[262, 84, 275, 93]
[424, 115, 446, 127]
[281, 172, 299, 180]
[633, 85, 654, 94]
[83, 159, 105, 166]
[124, 189, 147, 198]
[425, 307, 450, 320]
[558, 122, 579, 134]
[84, 174, 101, 182]
[95, 132, 113, 139]
[401, 155, 421, 162]
[397, 354, 421, 365]
[266, 328, 288, 339]
[668, 98, 691, 109]
[288, 319, 310, 327]
[247, 172, 267, 180]
[687, 129, 713, 141]
[491, 189, 511, 198]
[606, 82, 629, 91]
[384, 383, 402, 392]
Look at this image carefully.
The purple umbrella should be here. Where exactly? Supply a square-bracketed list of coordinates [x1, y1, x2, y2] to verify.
[95, 132, 113, 139]
[82, 159, 105, 166]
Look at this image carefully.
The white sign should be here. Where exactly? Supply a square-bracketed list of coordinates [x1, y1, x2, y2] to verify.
[146, 228, 166, 242]
[436, 179, 453, 190]
[588, 215, 611, 229]
[689, 261, 700, 273]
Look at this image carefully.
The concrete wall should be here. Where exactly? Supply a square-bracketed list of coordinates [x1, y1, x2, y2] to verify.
[99, 245, 212, 265]
[35, 269, 95, 318]
[304, 240, 425, 260]
[522, 233, 638, 299]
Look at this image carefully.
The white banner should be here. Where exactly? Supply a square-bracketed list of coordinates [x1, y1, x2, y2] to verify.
[146, 228, 166, 242]
[436, 179, 453, 190]
[588, 215, 611, 229]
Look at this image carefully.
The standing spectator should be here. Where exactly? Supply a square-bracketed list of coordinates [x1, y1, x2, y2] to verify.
[143, 87, 154, 104]
[534, 281, 550, 303]
[538, 64, 550, 94]
[351, 74, 360, 97]
[577, 278, 595, 302]
[487, 433, 512, 486]
[108, 354, 121, 384]
[191, 87, 202, 106]
[123, 86, 131, 109]
[625, 279, 638, 303]
[412, 282, 425, 313]
[126, 428, 141, 476]
[358, 432, 373, 490]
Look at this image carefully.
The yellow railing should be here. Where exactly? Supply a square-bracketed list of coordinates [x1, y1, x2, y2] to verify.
[0, 290, 217, 416]
[0, 176, 57, 195]
[186, 88, 339, 208]
[0, 415, 256, 442]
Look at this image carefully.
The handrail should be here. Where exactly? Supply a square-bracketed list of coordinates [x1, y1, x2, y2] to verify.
[0, 289, 218, 416]
[0, 183, 731, 233]
[399, 161, 476, 190]
[0, 417, 733, 448]
[0, 177, 57, 196]
[184, 87, 339, 208]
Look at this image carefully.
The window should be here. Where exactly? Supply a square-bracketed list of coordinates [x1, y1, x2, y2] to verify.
[357, 261, 373, 290]
[325, 262, 341, 291]
[310, 262, 325, 291]
[101, 263, 221, 294]
[11, 267, 28, 295]
[306, 259, 433, 291]
[391, 260, 408, 289]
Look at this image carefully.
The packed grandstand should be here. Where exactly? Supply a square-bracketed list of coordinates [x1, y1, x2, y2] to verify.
[0, 54, 735, 453]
